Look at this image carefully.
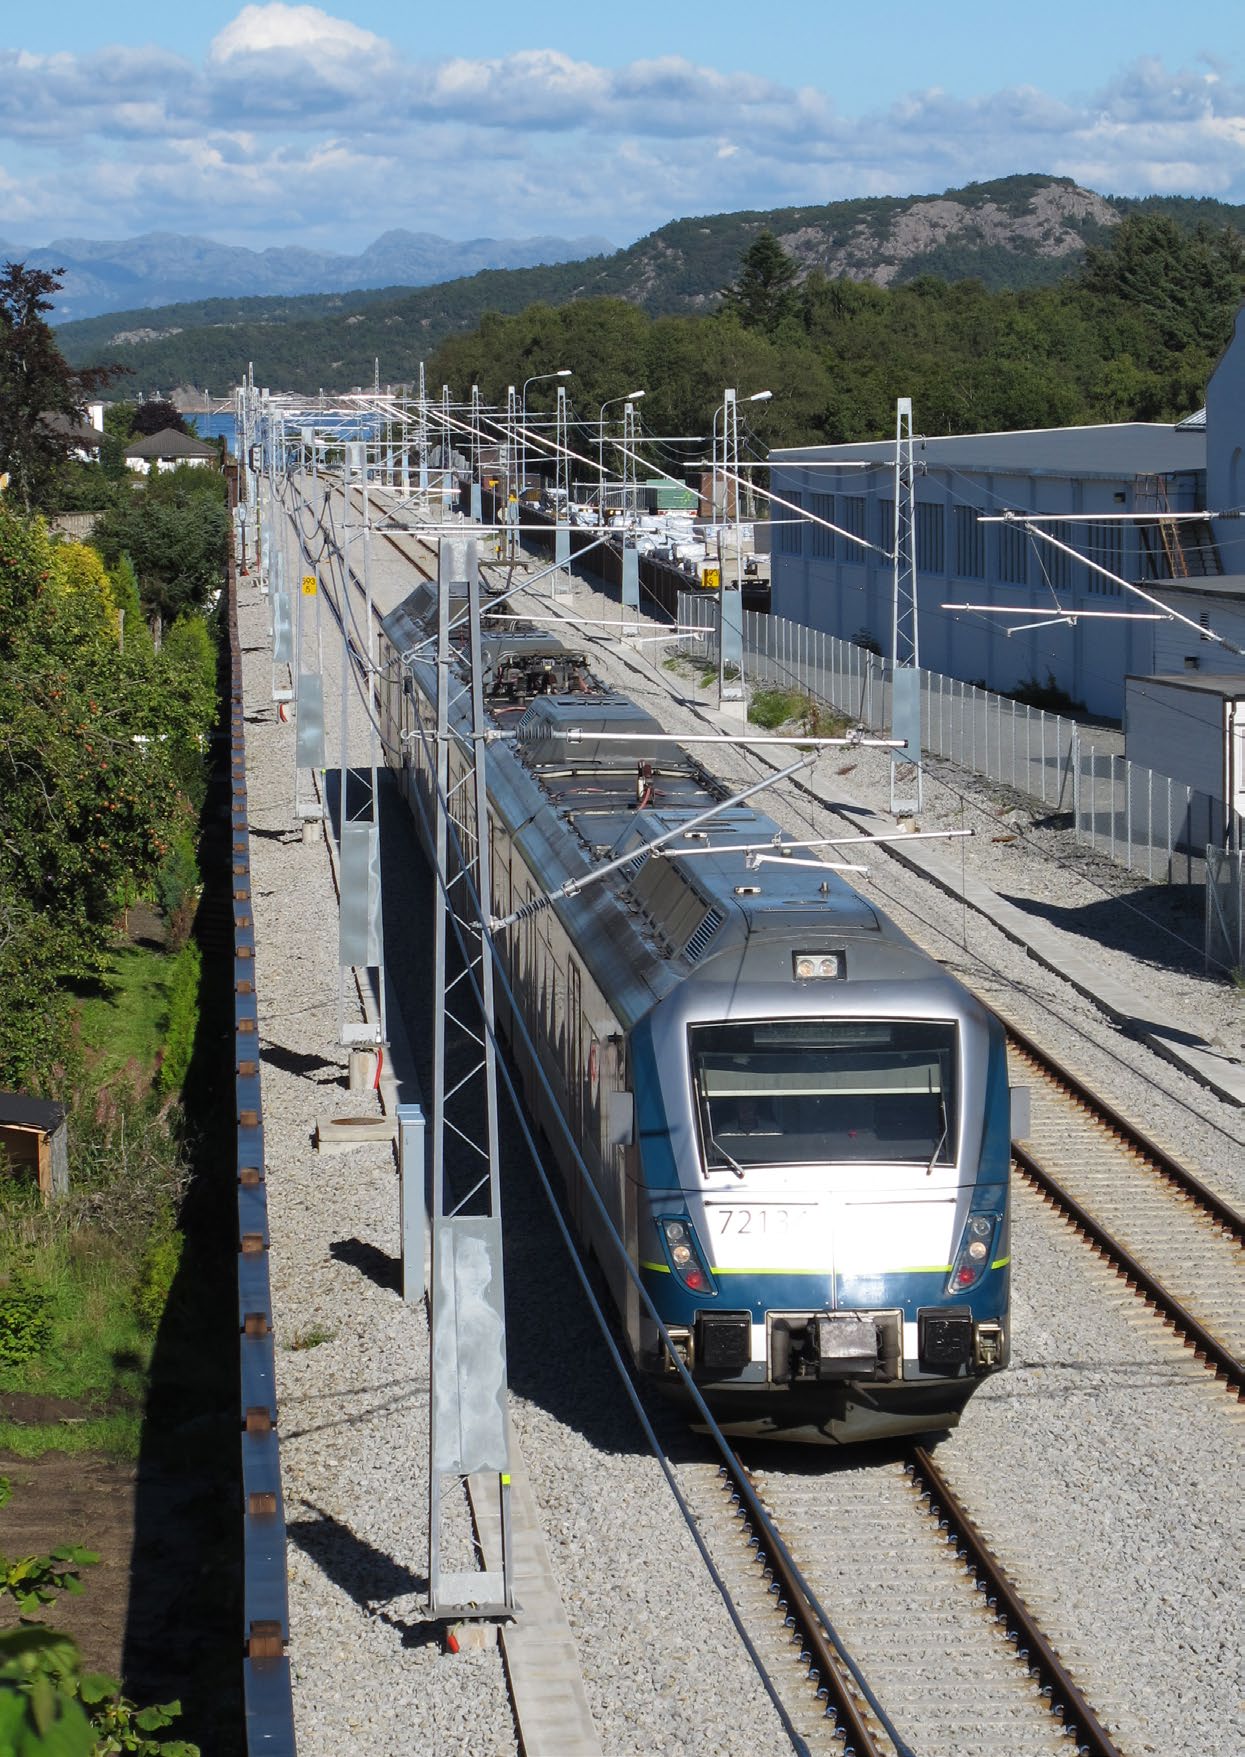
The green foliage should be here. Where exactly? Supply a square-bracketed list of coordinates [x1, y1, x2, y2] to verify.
[134, 1231, 182, 1334]
[155, 831, 200, 930]
[91, 472, 228, 627]
[0, 1271, 51, 1367]
[748, 687, 809, 729]
[158, 942, 201, 1095]
[2, 1545, 98, 1618]
[0, 1624, 95, 1756]
[0, 263, 120, 513]
[0, 1624, 198, 1756]
[1009, 671, 1085, 714]
[129, 402, 187, 440]
[720, 231, 801, 332]
[0, 501, 218, 1087]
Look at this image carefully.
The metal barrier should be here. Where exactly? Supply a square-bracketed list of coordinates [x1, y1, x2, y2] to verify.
[1205, 846, 1245, 972]
[679, 593, 1240, 888]
[226, 521, 297, 1753]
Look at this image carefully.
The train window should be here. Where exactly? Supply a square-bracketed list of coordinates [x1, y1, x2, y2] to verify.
[689, 1019, 958, 1168]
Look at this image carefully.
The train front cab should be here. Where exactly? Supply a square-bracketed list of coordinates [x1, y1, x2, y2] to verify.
[629, 989, 1015, 1444]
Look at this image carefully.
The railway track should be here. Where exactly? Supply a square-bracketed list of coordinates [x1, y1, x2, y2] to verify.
[697, 1441, 1126, 1757]
[1002, 1019, 1245, 1398]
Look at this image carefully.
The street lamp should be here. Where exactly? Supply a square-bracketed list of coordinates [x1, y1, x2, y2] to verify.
[520, 369, 572, 501]
[598, 390, 646, 517]
[712, 389, 771, 521]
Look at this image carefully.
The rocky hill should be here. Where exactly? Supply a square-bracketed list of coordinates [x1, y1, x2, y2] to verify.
[53, 176, 1245, 396]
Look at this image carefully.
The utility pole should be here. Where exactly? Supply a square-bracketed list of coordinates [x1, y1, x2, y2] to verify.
[426, 538, 514, 1620]
[889, 395, 922, 815]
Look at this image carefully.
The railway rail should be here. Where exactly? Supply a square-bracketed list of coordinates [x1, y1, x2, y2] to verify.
[1002, 1023, 1244, 1397]
[708, 1441, 1125, 1757]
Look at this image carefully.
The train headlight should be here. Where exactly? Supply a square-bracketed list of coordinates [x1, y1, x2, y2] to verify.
[660, 1218, 717, 1296]
[793, 951, 844, 981]
[947, 1213, 1001, 1294]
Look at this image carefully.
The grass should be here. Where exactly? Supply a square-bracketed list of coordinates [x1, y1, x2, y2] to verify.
[286, 1324, 337, 1351]
[0, 1226, 153, 1411]
[76, 943, 173, 1086]
[0, 927, 192, 1461]
[0, 1412, 142, 1458]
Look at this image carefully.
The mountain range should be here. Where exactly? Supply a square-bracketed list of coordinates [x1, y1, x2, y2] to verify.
[0, 228, 614, 322]
[49, 175, 1245, 398]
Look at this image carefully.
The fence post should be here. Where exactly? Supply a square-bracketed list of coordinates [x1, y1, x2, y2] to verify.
[397, 1100, 426, 1302]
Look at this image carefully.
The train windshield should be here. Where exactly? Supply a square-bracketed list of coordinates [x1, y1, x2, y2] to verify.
[690, 1019, 958, 1168]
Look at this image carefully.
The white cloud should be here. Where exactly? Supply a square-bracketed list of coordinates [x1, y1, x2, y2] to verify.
[209, 4, 388, 65]
[0, 11, 1241, 250]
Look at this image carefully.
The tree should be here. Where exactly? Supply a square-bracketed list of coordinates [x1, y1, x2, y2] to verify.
[719, 231, 801, 333]
[0, 263, 120, 513]
[131, 399, 189, 439]
[92, 467, 229, 628]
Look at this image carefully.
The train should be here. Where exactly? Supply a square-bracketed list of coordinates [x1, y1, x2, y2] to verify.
[378, 575, 1013, 1444]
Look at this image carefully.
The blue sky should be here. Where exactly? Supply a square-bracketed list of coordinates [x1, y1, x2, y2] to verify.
[3, 2, 1243, 250]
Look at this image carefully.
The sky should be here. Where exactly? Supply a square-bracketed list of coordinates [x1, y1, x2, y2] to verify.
[2, 1, 1243, 253]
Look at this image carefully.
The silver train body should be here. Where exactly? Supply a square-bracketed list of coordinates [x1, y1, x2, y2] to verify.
[379, 585, 1012, 1443]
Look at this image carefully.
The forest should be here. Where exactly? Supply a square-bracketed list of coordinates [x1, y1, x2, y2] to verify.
[49, 178, 1245, 433]
[423, 215, 1245, 452]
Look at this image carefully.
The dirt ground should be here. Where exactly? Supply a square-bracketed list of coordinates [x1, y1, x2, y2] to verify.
[1, 1446, 136, 1680]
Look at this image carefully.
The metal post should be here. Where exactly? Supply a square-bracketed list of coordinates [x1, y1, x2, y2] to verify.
[890, 396, 921, 815]
[427, 539, 514, 1621]
[398, 1102, 427, 1303]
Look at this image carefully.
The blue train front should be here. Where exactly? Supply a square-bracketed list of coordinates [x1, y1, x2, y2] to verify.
[625, 879, 1013, 1444]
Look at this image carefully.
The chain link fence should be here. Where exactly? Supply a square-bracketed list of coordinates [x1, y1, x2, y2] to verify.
[678, 593, 1238, 891]
[1205, 847, 1245, 974]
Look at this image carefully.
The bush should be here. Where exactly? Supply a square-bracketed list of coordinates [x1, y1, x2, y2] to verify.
[0, 1271, 52, 1367]
[155, 830, 200, 943]
[134, 1230, 182, 1333]
[158, 942, 201, 1095]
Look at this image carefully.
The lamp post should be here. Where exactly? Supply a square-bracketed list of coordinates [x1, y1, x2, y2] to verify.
[714, 388, 770, 713]
[598, 389, 646, 518]
[520, 369, 571, 503]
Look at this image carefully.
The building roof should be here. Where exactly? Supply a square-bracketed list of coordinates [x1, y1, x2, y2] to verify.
[772, 422, 1206, 481]
[0, 1091, 66, 1132]
[124, 427, 218, 460]
[39, 410, 102, 448]
[1125, 672, 1245, 698]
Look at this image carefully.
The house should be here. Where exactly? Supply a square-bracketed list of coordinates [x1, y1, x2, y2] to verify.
[769, 308, 1245, 723]
[124, 427, 219, 475]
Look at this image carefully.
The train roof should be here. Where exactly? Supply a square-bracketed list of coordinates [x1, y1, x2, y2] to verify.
[381, 585, 946, 1024]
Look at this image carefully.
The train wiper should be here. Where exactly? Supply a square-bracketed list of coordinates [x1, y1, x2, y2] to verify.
[707, 1137, 747, 1180]
[926, 1097, 949, 1177]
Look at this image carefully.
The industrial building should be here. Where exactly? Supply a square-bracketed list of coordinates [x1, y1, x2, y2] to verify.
[769, 307, 1245, 724]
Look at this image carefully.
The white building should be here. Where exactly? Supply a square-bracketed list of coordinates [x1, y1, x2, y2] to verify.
[124, 427, 219, 476]
[770, 313, 1245, 723]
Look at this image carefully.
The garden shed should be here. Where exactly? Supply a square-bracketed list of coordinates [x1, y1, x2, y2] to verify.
[0, 1092, 69, 1200]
